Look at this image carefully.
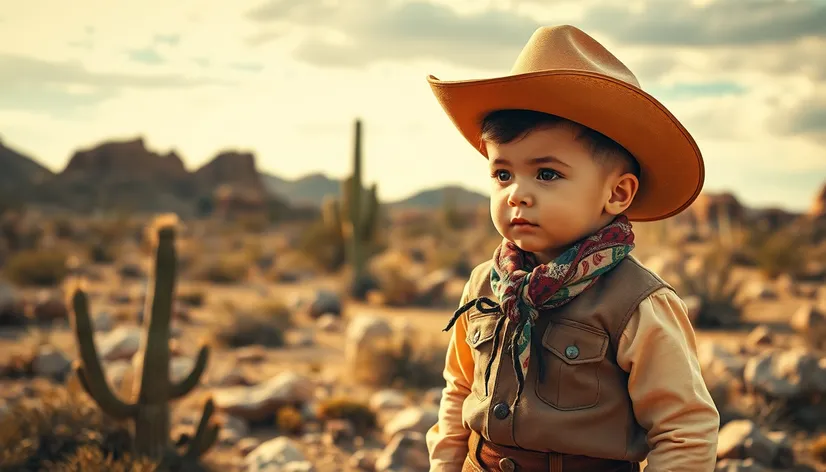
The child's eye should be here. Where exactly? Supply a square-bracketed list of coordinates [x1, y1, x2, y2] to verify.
[537, 168, 559, 181]
[492, 170, 511, 182]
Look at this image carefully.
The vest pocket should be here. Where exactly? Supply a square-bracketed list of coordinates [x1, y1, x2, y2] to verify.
[465, 313, 500, 400]
[535, 319, 609, 410]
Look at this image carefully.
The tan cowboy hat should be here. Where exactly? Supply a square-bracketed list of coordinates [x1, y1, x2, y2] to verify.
[427, 25, 704, 222]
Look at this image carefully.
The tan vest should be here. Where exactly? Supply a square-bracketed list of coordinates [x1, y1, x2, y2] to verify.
[461, 255, 672, 462]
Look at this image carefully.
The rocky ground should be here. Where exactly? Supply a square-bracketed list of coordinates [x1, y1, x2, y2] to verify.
[1, 241, 825, 471]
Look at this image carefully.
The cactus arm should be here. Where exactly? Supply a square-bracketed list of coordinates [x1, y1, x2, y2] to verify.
[184, 398, 219, 459]
[171, 344, 209, 399]
[69, 290, 136, 419]
[138, 226, 176, 403]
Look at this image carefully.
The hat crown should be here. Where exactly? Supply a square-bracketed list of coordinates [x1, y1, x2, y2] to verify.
[510, 25, 640, 88]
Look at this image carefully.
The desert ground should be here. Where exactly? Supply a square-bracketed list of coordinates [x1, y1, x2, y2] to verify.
[1, 199, 825, 472]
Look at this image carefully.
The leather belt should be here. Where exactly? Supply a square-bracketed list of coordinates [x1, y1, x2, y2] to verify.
[463, 431, 640, 472]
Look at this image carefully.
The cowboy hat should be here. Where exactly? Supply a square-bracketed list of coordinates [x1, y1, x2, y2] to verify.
[427, 25, 704, 222]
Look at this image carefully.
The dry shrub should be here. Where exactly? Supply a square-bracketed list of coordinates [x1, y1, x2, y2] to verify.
[4, 249, 69, 286]
[210, 299, 292, 348]
[673, 245, 744, 328]
[428, 246, 472, 278]
[189, 254, 250, 284]
[0, 381, 142, 471]
[749, 229, 807, 279]
[275, 406, 304, 435]
[177, 289, 206, 308]
[297, 220, 346, 272]
[316, 398, 377, 436]
[351, 333, 445, 390]
[811, 434, 826, 464]
[371, 252, 419, 306]
[42, 445, 158, 472]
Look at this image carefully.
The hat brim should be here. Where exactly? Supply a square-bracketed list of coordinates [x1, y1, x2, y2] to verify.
[427, 70, 704, 222]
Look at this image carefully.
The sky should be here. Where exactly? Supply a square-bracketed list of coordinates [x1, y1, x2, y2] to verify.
[0, 0, 824, 212]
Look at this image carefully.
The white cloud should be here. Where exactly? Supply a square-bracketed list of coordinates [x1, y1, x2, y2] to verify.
[0, 0, 822, 212]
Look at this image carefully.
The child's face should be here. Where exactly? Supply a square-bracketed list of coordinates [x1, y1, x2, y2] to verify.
[487, 124, 628, 264]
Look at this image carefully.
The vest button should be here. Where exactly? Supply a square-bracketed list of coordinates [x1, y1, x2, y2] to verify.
[493, 402, 510, 419]
[565, 345, 580, 359]
[499, 458, 516, 472]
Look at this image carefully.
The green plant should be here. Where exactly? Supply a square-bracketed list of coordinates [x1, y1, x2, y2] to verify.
[68, 216, 219, 468]
[321, 119, 381, 299]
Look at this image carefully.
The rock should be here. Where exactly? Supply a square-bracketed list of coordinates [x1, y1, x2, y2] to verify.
[237, 437, 261, 456]
[349, 450, 377, 471]
[345, 315, 394, 368]
[213, 372, 315, 422]
[743, 348, 826, 399]
[370, 389, 409, 412]
[210, 364, 249, 387]
[716, 419, 794, 468]
[715, 458, 772, 472]
[383, 406, 439, 439]
[697, 342, 747, 408]
[375, 431, 430, 472]
[790, 304, 826, 351]
[93, 311, 114, 332]
[244, 437, 307, 471]
[316, 314, 340, 332]
[415, 269, 454, 305]
[32, 291, 68, 323]
[422, 388, 442, 406]
[308, 290, 341, 318]
[737, 280, 777, 305]
[236, 345, 268, 363]
[0, 282, 26, 326]
[33, 345, 71, 379]
[324, 419, 355, 446]
[745, 325, 774, 349]
[97, 326, 141, 361]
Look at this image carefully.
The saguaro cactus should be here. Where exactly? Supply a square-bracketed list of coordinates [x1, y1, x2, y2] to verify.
[321, 119, 380, 297]
[69, 217, 218, 467]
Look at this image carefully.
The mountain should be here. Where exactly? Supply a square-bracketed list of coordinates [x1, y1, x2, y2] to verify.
[0, 137, 55, 199]
[262, 172, 488, 209]
[386, 185, 488, 209]
[262, 172, 340, 207]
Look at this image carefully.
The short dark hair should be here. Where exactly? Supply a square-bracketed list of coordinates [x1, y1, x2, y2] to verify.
[480, 109, 640, 177]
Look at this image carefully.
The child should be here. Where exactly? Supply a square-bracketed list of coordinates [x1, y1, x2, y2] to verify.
[424, 25, 720, 472]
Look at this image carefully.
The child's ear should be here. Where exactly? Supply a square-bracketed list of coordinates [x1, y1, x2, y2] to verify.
[604, 173, 639, 215]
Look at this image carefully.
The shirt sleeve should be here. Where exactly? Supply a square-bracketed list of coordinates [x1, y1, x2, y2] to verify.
[616, 287, 720, 472]
[425, 281, 476, 472]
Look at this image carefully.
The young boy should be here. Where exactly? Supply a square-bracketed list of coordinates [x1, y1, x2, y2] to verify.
[424, 25, 720, 471]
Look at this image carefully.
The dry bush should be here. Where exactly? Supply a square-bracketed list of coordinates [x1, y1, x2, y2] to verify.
[350, 334, 446, 390]
[672, 245, 744, 328]
[428, 246, 472, 278]
[811, 434, 826, 464]
[210, 299, 292, 348]
[371, 252, 419, 306]
[189, 254, 250, 284]
[41, 445, 159, 472]
[316, 398, 377, 436]
[746, 228, 807, 279]
[297, 221, 345, 272]
[177, 289, 206, 308]
[0, 381, 141, 470]
[275, 406, 304, 435]
[4, 249, 69, 286]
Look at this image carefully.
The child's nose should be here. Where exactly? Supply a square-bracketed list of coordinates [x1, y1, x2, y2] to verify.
[507, 185, 534, 207]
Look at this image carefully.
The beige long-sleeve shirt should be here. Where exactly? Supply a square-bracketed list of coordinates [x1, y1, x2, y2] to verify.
[425, 286, 720, 471]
